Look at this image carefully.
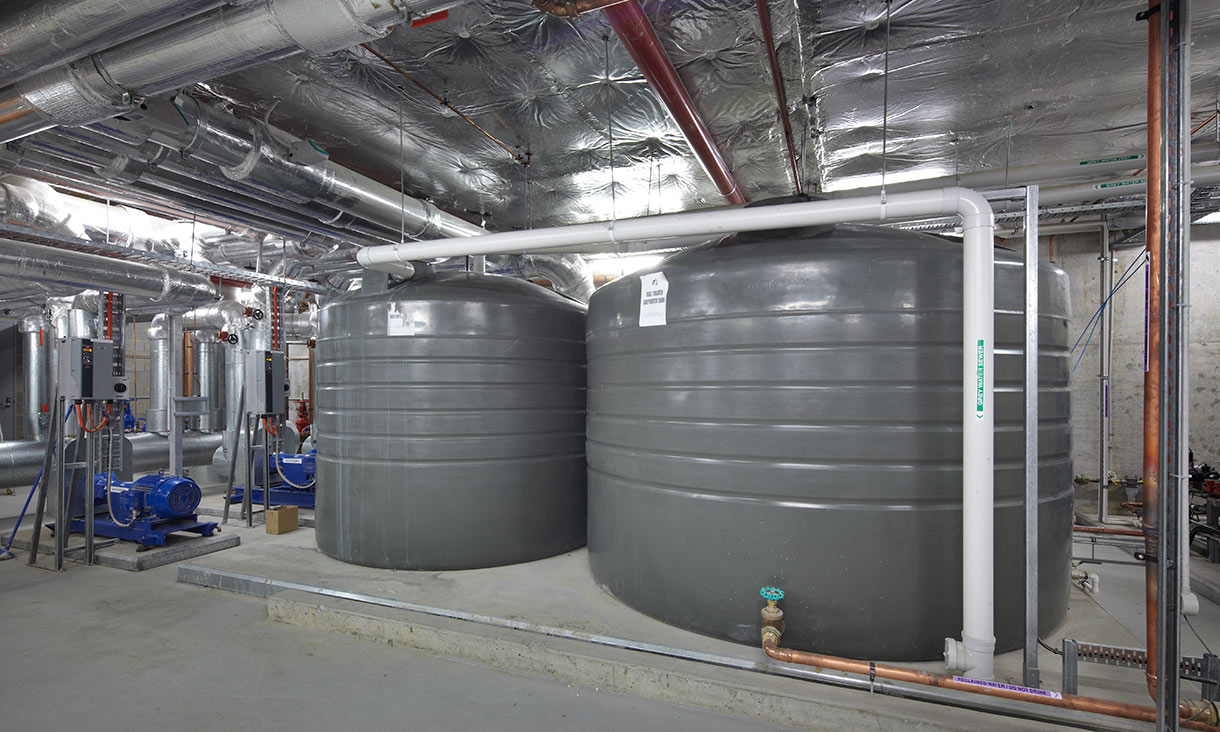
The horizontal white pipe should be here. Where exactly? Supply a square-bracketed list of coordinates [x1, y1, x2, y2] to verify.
[359, 187, 998, 677]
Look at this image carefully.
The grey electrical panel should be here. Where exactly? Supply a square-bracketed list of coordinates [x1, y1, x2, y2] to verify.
[57, 337, 116, 402]
[244, 349, 287, 416]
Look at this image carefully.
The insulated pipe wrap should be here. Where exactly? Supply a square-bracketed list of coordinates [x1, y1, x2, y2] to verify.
[0, 0, 431, 143]
[16, 62, 132, 128]
[0, 237, 216, 308]
[0, 0, 225, 88]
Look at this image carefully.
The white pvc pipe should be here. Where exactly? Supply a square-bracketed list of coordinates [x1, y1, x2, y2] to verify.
[358, 187, 998, 678]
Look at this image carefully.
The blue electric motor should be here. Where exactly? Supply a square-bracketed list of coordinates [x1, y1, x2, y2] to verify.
[270, 450, 317, 487]
[94, 473, 202, 523]
[73, 472, 217, 547]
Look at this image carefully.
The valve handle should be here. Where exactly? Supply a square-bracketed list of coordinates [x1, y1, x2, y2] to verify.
[760, 586, 784, 601]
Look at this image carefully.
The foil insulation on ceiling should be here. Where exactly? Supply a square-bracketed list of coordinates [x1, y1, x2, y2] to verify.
[192, 0, 1220, 231]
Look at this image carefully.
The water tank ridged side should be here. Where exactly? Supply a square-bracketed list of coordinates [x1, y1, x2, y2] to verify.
[315, 272, 588, 570]
[586, 226, 1073, 660]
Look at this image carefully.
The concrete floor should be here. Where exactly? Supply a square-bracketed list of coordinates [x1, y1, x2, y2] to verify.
[2, 475, 1219, 731]
[0, 555, 798, 732]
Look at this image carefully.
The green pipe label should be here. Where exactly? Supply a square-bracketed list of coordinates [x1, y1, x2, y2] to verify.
[1094, 178, 1146, 189]
[976, 339, 985, 419]
[1079, 154, 1141, 166]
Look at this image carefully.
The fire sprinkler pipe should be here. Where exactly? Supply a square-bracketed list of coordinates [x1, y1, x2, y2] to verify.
[601, 1, 746, 205]
[757, 595, 1220, 729]
[359, 186, 998, 677]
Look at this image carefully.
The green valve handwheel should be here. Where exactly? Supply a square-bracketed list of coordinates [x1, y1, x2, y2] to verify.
[759, 586, 784, 601]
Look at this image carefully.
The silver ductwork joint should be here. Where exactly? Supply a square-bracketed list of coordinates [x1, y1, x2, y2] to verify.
[181, 299, 250, 333]
[282, 305, 318, 341]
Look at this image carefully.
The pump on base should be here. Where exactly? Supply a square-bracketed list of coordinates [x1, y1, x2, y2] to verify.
[230, 450, 317, 508]
[63, 473, 219, 549]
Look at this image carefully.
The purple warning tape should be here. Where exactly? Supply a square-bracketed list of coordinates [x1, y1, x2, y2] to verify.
[952, 676, 1063, 700]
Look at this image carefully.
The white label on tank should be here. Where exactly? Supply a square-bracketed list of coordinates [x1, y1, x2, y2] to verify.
[281, 457, 303, 464]
[639, 272, 669, 327]
[386, 304, 422, 336]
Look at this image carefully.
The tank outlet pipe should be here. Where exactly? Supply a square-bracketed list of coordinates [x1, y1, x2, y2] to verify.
[756, 594, 1220, 729]
[358, 186, 998, 676]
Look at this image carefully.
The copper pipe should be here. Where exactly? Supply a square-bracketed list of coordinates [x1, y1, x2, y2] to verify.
[1143, 0, 1163, 699]
[359, 44, 528, 165]
[602, 1, 746, 205]
[755, 0, 802, 195]
[761, 638, 1217, 729]
[1074, 525, 1145, 537]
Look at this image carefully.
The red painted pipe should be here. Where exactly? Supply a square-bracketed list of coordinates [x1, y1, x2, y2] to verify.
[603, 1, 746, 205]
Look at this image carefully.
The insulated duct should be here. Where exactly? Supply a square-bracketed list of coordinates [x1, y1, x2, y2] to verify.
[0, 237, 216, 308]
[195, 339, 227, 432]
[0, 173, 229, 257]
[282, 306, 318, 341]
[0, 0, 226, 88]
[146, 314, 171, 434]
[127, 94, 485, 241]
[181, 299, 251, 334]
[0, 175, 82, 237]
[17, 312, 51, 441]
[0, 432, 225, 489]
[0, 0, 463, 143]
[482, 255, 595, 303]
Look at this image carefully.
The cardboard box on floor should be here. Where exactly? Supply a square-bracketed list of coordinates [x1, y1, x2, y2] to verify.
[266, 506, 298, 534]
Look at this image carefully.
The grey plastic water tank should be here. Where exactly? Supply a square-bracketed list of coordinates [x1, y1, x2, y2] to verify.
[586, 225, 1073, 660]
[315, 271, 587, 569]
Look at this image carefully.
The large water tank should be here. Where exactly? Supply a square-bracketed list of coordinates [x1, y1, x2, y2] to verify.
[586, 225, 1072, 660]
[315, 271, 587, 570]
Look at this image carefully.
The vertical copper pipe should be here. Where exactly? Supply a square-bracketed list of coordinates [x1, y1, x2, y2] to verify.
[755, 0, 802, 195]
[1143, 0, 1163, 699]
[603, 1, 746, 205]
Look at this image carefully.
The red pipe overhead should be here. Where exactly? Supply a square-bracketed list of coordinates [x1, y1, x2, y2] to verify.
[602, 1, 747, 205]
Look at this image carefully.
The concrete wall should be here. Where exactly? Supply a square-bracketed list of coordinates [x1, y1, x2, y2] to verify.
[1052, 224, 1220, 481]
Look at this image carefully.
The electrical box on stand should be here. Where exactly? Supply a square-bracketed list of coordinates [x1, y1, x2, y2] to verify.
[244, 349, 287, 416]
[57, 337, 116, 401]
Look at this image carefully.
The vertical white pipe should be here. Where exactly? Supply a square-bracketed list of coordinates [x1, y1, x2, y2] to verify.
[954, 190, 997, 679]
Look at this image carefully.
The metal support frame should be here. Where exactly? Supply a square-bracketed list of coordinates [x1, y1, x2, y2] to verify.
[1023, 184, 1041, 689]
[1099, 220, 1114, 523]
[240, 411, 279, 528]
[1156, 0, 1189, 728]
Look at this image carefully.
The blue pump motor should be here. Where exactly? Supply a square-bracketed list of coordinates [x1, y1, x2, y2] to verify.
[94, 473, 202, 523]
[267, 450, 317, 487]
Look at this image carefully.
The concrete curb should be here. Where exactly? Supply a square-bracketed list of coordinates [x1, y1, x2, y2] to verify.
[268, 589, 1077, 732]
